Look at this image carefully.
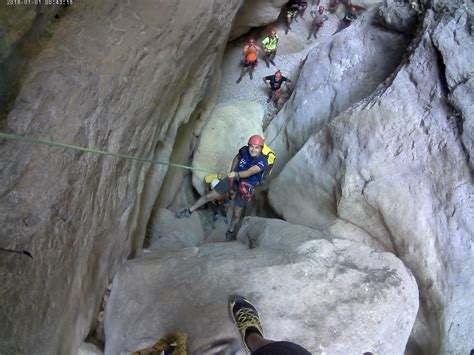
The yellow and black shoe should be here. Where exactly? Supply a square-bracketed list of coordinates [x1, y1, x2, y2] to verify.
[229, 295, 265, 354]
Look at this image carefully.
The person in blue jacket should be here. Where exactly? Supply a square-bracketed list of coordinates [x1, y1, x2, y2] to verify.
[176, 135, 268, 241]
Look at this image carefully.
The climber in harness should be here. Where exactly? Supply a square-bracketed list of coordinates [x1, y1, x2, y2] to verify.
[333, 6, 357, 35]
[237, 38, 261, 83]
[263, 70, 291, 107]
[176, 135, 270, 241]
[308, 5, 328, 40]
[261, 29, 279, 68]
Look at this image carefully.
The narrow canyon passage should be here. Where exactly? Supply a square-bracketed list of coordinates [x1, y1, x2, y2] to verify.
[0, 1, 472, 355]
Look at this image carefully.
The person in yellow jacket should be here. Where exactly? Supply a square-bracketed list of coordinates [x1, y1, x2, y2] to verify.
[261, 29, 279, 68]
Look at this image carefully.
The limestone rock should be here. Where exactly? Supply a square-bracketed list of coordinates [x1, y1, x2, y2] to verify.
[0, 4, 59, 117]
[0, 1, 243, 354]
[265, 9, 410, 174]
[377, 1, 420, 33]
[349, 0, 383, 9]
[0, 6, 36, 62]
[269, 9, 473, 354]
[146, 208, 204, 252]
[192, 101, 264, 195]
[229, 0, 287, 40]
[78, 342, 103, 355]
[104, 217, 418, 355]
[432, 8, 474, 170]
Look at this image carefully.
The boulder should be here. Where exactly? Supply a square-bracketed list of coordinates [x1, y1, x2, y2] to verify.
[229, 0, 288, 40]
[192, 101, 264, 195]
[78, 342, 103, 355]
[104, 217, 418, 355]
[146, 208, 204, 252]
[350, 0, 383, 9]
[0, 1, 243, 354]
[269, 9, 473, 354]
[377, 1, 420, 33]
[264, 9, 410, 174]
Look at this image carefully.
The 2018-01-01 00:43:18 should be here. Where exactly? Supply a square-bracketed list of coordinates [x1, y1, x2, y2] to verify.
[6, 0, 72, 5]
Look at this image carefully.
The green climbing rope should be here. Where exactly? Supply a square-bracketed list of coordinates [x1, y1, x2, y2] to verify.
[0, 132, 215, 174]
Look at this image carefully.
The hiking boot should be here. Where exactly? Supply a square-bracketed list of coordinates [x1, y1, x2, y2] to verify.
[265, 61, 270, 68]
[225, 229, 234, 241]
[175, 208, 192, 219]
[236, 76, 243, 84]
[266, 96, 272, 103]
[269, 59, 276, 66]
[249, 72, 253, 80]
[229, 295, 265, 354]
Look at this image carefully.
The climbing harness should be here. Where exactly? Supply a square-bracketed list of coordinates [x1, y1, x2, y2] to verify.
[132, 332, 187, 355]
[238, 181, 255, 201]
[0, 132, 217, 175]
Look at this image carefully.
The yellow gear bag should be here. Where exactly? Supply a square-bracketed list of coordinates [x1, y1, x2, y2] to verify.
[261, 143, 276, 179]
[204, 173, 224, 184]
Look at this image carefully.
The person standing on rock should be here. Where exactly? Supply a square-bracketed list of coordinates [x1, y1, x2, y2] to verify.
[263, 70, 291, 107]
[237, 38, 261, 83]
[333, 6, 357, 35]
[328, 0, 339, 13]
[176, 135, 268, 241]
[308, 5, 329, 40]
[261, 29, 279, 68]
[286, 0, 301, 34]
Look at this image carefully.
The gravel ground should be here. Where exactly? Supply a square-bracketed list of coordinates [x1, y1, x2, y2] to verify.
[217, 2, 342, 128]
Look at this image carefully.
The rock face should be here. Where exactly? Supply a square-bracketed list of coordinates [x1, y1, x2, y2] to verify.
[192, 101, 264, 195]
[229, 0, 287, 40]
[104, 217, 418, 355]
[265, 9, 411, 174]
[146, 208, 204, 252]
[377, 1, 420, 33]
[0, 4, 60, 117]
[432, 7, 474, 170]
[0, 1, 244, 354]
[269, 7, 473, 354]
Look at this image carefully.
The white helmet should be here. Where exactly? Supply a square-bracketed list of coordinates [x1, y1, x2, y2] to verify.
[210, 179, 220, 189]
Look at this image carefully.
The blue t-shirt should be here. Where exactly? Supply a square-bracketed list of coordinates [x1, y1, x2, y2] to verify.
[235, 146, 268, 186]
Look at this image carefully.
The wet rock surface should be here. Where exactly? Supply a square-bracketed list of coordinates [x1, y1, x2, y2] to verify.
[105, 217, 418, 355]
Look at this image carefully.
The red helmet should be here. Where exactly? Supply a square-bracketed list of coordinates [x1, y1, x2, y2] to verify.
[319, 5, 325, 11]
[275, 70, 282, 78]
[249, 37, 255, 43]
[351, 6, 356, 12]
[248, 135, 265, 147]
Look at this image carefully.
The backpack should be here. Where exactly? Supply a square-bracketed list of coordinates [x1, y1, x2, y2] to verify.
[261, 143, 275, 181]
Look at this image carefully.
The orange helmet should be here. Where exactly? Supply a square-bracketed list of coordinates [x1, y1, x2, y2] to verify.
[248, 135, 265, 147]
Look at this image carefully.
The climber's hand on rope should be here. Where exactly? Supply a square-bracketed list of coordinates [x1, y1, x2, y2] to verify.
[228, 171, 240, 180]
